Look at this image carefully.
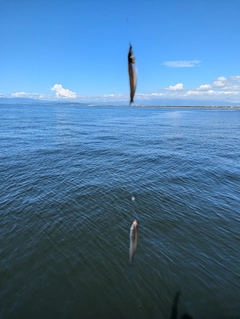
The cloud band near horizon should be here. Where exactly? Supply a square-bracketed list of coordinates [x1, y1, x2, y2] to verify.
[6, 76, 240, 103]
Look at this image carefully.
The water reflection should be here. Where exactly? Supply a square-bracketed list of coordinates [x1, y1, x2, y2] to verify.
[170, 291, 193, 319]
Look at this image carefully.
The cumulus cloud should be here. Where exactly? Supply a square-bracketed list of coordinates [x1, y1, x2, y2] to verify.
[6, 74, 240, 104]
[184, 88, 240, 102]
[212, 76, 228, 87]
[164, 83, 184, 91]
[162, 60, 201, 68]
[223, 85, 240, 91]
[51, 84, 77, 98]
[182, 84, 213, 97]
[211, 76, 240, 91]
[230, 76, 240, 82]
[185, 89, 214, 97]
[161, 75, 240, 102]
[197, 84, 212, 91]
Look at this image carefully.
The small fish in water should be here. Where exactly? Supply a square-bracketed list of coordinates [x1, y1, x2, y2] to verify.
[129, 219, 138, 266]
[128, 44, 137, 104]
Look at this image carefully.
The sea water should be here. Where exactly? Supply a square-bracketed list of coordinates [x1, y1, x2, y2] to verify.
[1, 104, 240, 318]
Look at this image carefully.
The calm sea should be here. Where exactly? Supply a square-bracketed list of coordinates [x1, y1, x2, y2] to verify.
[0, 104, 240, 319]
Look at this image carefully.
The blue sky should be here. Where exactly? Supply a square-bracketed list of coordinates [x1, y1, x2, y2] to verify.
[1, 0, 240, 104]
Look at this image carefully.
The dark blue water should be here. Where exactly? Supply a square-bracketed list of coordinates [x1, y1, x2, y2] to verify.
[1, 104, 240, 319]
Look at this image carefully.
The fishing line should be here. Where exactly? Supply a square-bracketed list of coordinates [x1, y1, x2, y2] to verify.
[125, 0, 132, 44]
[131, 195, 139, 221]
[126, 18, 132, 45]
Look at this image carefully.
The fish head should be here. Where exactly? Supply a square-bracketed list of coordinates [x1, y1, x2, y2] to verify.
[128, 46, 136, 64]
[132, 219, 138, 228]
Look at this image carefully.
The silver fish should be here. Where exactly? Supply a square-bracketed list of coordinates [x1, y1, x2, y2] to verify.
[128, 44, 137, 104]
[129, 219, 138, 265]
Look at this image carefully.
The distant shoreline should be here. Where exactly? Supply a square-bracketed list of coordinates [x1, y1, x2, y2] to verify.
[0, 101, 240, 109]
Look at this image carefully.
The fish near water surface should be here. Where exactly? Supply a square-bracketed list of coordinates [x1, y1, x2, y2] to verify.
[128, 44, 137, 104]
[129, 219, 138, 266]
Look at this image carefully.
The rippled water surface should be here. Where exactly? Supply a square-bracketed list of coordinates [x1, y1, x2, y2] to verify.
[1, 104, 240, 319]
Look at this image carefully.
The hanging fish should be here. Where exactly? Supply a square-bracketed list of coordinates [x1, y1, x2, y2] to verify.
[129, 219, 138, 266]
[128, 44, 137, 104]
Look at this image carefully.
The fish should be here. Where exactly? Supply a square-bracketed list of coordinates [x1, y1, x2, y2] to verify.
[129, 219, 138, 266]
[128, 44, 137, 104]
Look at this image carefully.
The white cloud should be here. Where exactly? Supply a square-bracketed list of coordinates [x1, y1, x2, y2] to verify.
[197, 84, 212, 91]
[212, 76, 228, 87]
[11, 92, 46, 99]
[184, 88, 240, 102]
[95, 92, 166, 102]
[51, 84, 77, 98]
[100, 93, 127, 101]
[103, 94, 114, 97]
[212, 76, 240, 91]
[162, 60, 201, 68]
[223, 85, 240, 91]
[136, 92, 165, 99]
[148, 92, 164, 97]
[164, 83, 184, 91]
[5, 74, 240, 104]
[230, 76, 240, 82]
[182, 84, 213, 97]
[185, 89, 214, 97]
